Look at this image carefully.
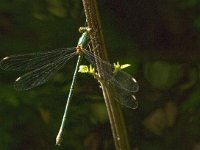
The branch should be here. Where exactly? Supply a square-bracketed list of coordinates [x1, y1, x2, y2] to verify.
[82, 0, 131, 149]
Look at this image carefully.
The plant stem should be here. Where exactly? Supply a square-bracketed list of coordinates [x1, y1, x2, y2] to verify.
[81, 0, 131, 149]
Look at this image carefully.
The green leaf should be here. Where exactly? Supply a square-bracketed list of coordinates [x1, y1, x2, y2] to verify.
[78, 65, 89, 73]
[121, 64, 131, 69]
[113, 61, 131, 72]
[88, 65, 95, 74]
[78, 65, 95, 75]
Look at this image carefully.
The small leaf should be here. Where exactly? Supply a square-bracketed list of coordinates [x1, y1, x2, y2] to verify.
[78, 65, 89, 73]
[88, 65, 95, 74]
[114, 62, 131, 72]
[120, 64, 131, 69]
[113, 61, 121, 71]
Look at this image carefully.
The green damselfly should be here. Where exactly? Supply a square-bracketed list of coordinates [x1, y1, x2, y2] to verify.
[0, 26, 139, 145]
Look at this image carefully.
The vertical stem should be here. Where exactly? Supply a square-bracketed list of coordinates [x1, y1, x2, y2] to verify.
[82, 0, 131, 150]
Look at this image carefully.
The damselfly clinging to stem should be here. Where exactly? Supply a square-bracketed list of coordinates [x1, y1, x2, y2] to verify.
[0, 26, 139, 145]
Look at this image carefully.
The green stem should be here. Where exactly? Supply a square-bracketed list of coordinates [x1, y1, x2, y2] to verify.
[81, 0, 131, 150]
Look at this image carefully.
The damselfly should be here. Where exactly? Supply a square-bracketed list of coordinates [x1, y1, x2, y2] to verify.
[0, 26, 139, 145]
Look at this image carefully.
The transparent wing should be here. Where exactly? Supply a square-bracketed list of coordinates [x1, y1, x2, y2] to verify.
[0, 48, 75, 71]
[82, 49, 139, 93]
[14, 51, 77, 91]
[111, 70, 139, 93]
[112, 84, 138, 109]
[82, 49, 138, 109]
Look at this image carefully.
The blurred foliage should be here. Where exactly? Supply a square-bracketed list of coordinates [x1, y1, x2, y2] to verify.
[0, 0, 200, 150]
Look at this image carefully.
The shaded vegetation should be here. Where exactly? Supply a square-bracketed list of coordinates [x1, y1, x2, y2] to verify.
[0, 0, 200, 149]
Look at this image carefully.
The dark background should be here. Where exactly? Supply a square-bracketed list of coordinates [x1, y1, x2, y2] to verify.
[0, 0, 200, 150]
